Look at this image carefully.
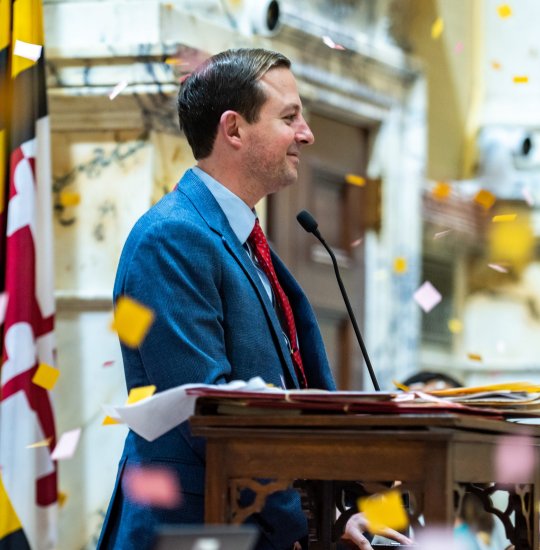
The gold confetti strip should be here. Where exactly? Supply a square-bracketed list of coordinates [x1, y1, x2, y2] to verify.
[467, 353, 482, 362]
[513, 75, 529, 84]
[393, 257, 407, 274]
[111, 296, 155, 348]
[102, 416, 122, 426]
[492, 214, 517, 223]
[448, 319, 463, 334]
[345, 173, 366, 187]
[59, 191, 81, 207]
[491, 60, 502, 70]
[358, 490, 409, 535]
[58, 492, 68, 508]
[474, 189, 496, 210]
[432, 182, 451, 200]
[431, 17, 444, 39]
[497, 4, 512, 18]
[127, 385, 157, 405]
[32, 364, 60, 391]
[26, 437, 53, 449]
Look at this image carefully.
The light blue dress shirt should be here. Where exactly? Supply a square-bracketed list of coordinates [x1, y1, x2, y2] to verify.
[192, 166, 273, 302]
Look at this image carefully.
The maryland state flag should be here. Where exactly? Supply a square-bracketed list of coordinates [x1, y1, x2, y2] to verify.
[0, 1, 58, 549]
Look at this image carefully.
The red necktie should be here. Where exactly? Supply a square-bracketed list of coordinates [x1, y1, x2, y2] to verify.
[248, 219, 307, 388]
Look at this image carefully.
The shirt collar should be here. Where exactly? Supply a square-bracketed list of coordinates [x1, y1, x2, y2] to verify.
[192, 166, 256, 244]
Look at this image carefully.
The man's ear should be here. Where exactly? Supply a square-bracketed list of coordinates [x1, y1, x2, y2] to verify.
[219, 110, 243, 150]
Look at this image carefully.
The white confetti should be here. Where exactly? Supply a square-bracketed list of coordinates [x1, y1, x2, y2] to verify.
[109, 80, 129, 100]
[413, 281, 442, 313]
[14, 40, 42, 62]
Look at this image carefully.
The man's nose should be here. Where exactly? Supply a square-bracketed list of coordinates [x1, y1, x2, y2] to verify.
[296, 117, 315, 145]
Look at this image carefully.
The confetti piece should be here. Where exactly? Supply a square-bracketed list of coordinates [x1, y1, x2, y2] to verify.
[488, 263, 509, 273]
[345, 173, 366, 187]
[111, 296, 155, 348]
[492, 213, 517, 223]
[102, 416, 122, 426]
[59, 191, 81, 207]
[454, 41, 463, 54]
[432, 182, 451, 200]
[32, 364, 60, 391]
[123, 465, 181, 508]
[350, 238, 363, 248]
[358, 490, 408, 535]
[467, 353, 482, 362]
[474, 189, 496, 210]
[491, 60, 502, 70]
[433, 229, 452, 240]
[431, 17, 444, 39]
[522, 187, 534, 206]
[447, 319, 463, 334]
[13, 39, 42, 62]
[495, 435, 536, 483]
[393, 257, 407, 274]
[490, 219, 534, 265]
[497, 4, 512, 18]
[0, 292, 8, 325]
[26, 437, 53, 449]
[58, 492, 68, 508]
[102, 360, 115, 368]
[109, 80, 128, 100]
[322, 36, 346, 50]
[127, 385, 156, 405]
[513, 75, 529, 84]
[51, 428, 81, 461]
[413, 281, 442, 313]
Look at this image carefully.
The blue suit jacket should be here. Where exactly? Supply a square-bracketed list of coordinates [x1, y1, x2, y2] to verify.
[98, 169, 336, 550]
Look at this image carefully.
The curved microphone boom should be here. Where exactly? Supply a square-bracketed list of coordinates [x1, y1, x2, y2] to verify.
[296, 210, 380, 391]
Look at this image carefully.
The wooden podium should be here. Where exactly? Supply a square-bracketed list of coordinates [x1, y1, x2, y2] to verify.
[191, 405, 540, 549]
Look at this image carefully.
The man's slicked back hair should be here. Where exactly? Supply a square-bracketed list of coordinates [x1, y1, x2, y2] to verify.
[177, 48, 291, 159]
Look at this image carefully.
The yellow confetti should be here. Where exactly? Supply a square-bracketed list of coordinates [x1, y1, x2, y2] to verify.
[489, 217, 534, 267]
[491, 60, 502, 70]
[513, 75, 529, 84]
[393, 380, 409, 392]
[26, 437, 53, 449]
[492, 214, 517, 223]
[432, 182, 451, 200]
[497, 4, 512, 18]
[358, 490, 409, 535]
[474, 189, 496, 210]
[59, 191, 81, 207]
[58, 492, 68, 508]
[345, 173, 366, 187]
[32, 364, 60, 391]
[467, 353, 482, 362]
[102, 416, 122, 426]
[393, 257, 407, 274]
[127, 385, 157, 405]
[431, 17, 444, 39]
[111, 296, 155, 348]
[448, 319, 463, 334]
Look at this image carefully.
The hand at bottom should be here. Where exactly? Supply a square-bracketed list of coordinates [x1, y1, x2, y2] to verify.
[341, 512, 414, 549]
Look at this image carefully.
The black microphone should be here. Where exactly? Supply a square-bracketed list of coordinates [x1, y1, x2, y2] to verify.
[296, 210, 380, 391]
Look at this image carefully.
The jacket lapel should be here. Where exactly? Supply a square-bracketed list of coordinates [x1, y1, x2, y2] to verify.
[177, 170, 300, 388]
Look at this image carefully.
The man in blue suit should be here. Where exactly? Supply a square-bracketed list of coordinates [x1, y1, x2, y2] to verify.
[98, 48, 412, 550]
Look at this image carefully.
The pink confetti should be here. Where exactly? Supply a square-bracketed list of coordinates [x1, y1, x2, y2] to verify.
[433, 230, 452, 240]
[102, 360, 115, 368]
[413, 281, 442, 313]
[495, 435, 536, 483]
[322, 36, 346, 50]
[454, 41, 464, 53]
[51, 428, 81, 461]
[123, 465, 181, 508]
[522, 187, 535, 206]
[350, 238, 363, 248]
[488, 263, 509, 273]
